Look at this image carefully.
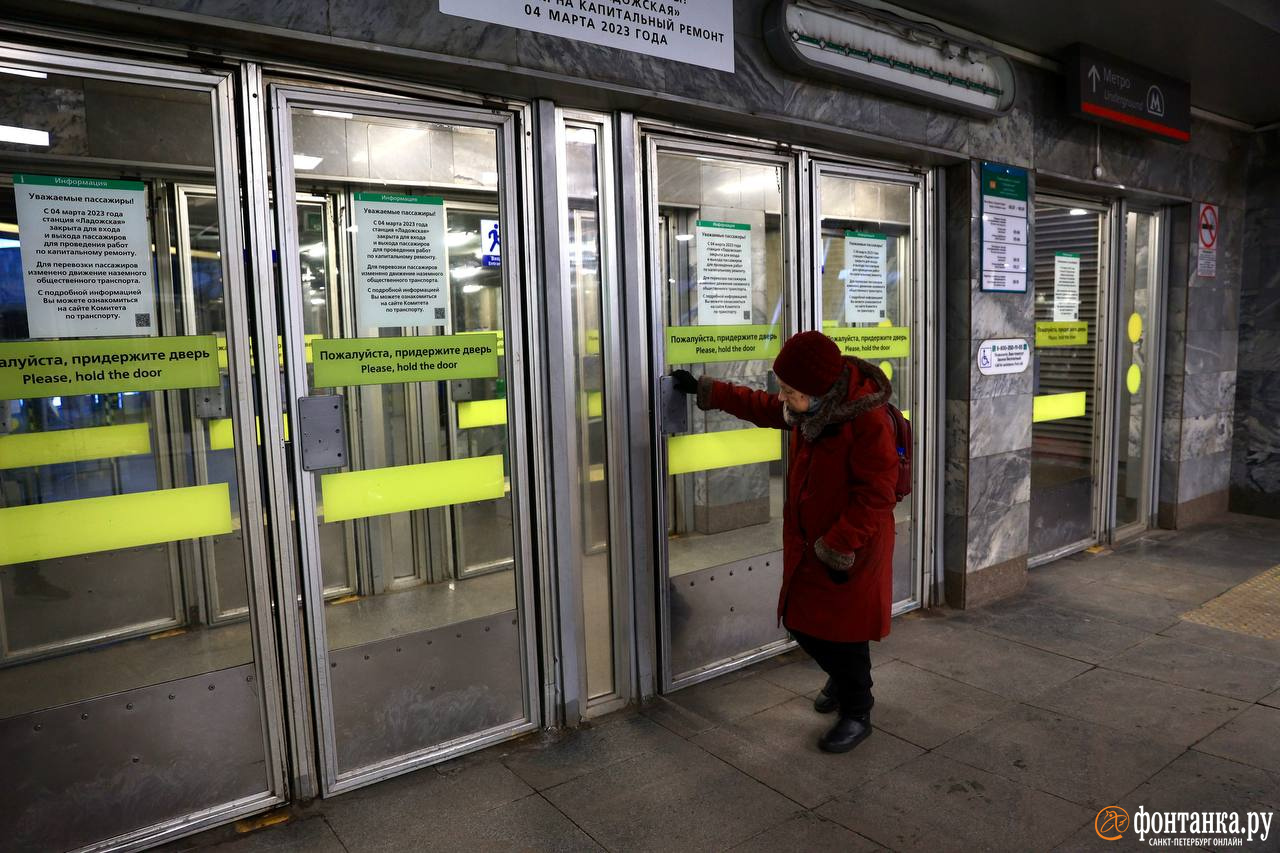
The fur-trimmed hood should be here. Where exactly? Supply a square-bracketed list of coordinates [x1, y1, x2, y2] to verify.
[782, 357, 893, 442]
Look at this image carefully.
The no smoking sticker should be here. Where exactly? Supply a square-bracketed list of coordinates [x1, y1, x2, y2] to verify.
[1197, 202, 1218, 278]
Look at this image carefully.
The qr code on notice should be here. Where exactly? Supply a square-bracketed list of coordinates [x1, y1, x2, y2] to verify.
[135, 313, 151, 328]
[743, 311, 751, 320]
[435, 308, 446, 320]
[879, 310, 885, 319]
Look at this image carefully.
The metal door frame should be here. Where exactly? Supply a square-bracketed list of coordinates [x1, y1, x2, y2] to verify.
[803, 157, 934, 615]
[0, 41, 290, 849]
[1103, 201, 1169, 544]
[537, 106, 634, 720]
[1029, 191, 1113, 567]
[638, 127, 801, 694]
[268, 84, 540, 796]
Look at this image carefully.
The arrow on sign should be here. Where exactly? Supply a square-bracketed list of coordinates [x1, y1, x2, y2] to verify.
[1088, 65, 1100, 92]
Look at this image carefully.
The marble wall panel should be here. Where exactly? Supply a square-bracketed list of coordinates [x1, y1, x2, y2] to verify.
[1186, 286, 1240, 333]
[1182, 371, 1237, 420]
[970, 395, 1032, 457]
[966, 501, 1030, 573]
[1184, 329, 1239, 376]
[968, 449, 1031, 517]
[1177, 450, 1233, 503]
[1179, 411, 1234, 461]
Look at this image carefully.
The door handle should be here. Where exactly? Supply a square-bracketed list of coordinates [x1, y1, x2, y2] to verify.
[297, 394, 349, 471]
[658, 375, 689, 436]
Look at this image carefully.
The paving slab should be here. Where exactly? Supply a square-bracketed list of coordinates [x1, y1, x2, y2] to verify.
[1124, 750, 1280, 820]
[1160, 619, 1280, 664]
[690, 696, 924, 808]
[937, 704, 1184, 810]
[1195, 704, 1280, 774]
[198, 817, 346, 853]
[320, 755, 534, 849]
[1023, 575, 1189, 633]
[864, 659, 1016, 750]
[639, 671, 794, 738]
[760, 646, 894, 697]
[816, 752, 1092, 852]
[876, 620, 1092, 702]
[729, 811, 887, 852]
[1027, 667, 1248, 748]
[335, 794, 602, 853]
[1262, 689, 1280, 710]
[1104, 636, 1280, 702]
[957, 597, 1151, 664]
[1060, 555, 1237, 606]
[542, 735, 800, 852]
[500, 713, 687, 791]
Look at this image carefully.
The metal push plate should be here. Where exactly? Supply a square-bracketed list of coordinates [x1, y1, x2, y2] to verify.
[298, 394, 349, 471]
[659, 375, 689, 435]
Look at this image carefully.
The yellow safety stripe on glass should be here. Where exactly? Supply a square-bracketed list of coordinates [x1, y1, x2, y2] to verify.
[208, 415, 290, 450]
[0, 483, 233, 566]
[320, 455, 505, 523]
[1033, 391, 1087, 422]
[456, 399, 507, 429]
[0, 423, 151, 469]
[668, 428, 781, 475]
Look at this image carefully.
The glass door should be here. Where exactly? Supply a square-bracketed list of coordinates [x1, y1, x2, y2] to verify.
[270, 87, 536, 792]
[0, 50, 283, 850]
[1030, 197, 1109, 562]
[646, 135, 796, 690]
[1108, 205, 1165, 540]
[809, 162, 924, 611]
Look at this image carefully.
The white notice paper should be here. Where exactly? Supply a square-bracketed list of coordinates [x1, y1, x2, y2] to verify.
[15, 173, 156, 338]
[1053, 252, 1081, 322]
[353, 192, 448, 328]
[439, 0, 734, 72]
[982, 241, 1027, 273]
[695, 220, 753, 325]
[983, 213, 1027, 245]
[842, 231, 888, 323]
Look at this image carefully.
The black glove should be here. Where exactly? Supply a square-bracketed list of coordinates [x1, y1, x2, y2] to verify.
[671, 369, 698, 395]
[826, 566, 851, 585]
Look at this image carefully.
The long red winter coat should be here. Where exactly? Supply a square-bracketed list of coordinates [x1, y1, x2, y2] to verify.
[697, 357, 898, 643]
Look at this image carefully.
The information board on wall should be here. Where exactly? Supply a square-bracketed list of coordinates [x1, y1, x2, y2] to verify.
[353, 193, 448, 328]
[1053, 252, 1081, 321]
[843, 231, 888, 323]
[439, 0, 734, 73]
[980, 162, 1029, 293]
[14, 174, 157, 338]
[696, 220, 753, 325]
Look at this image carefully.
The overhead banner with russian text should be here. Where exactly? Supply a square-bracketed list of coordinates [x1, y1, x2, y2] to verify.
[438, 0, 734, 72]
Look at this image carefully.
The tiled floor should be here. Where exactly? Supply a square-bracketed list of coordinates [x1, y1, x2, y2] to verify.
[170, 513, 1280, 852]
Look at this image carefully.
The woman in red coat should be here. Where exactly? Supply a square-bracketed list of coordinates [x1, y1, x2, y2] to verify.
[671, 330, 898, 753]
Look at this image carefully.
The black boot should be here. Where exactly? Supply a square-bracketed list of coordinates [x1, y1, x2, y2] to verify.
[813, 678, 838, 714]
[818, 712, 872, 753]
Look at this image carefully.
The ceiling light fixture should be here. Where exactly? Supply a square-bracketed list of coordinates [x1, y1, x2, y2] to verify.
[0, 124, 49, 146]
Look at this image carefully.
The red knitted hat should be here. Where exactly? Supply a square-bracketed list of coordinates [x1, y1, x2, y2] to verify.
[772, 331, 844, 396]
